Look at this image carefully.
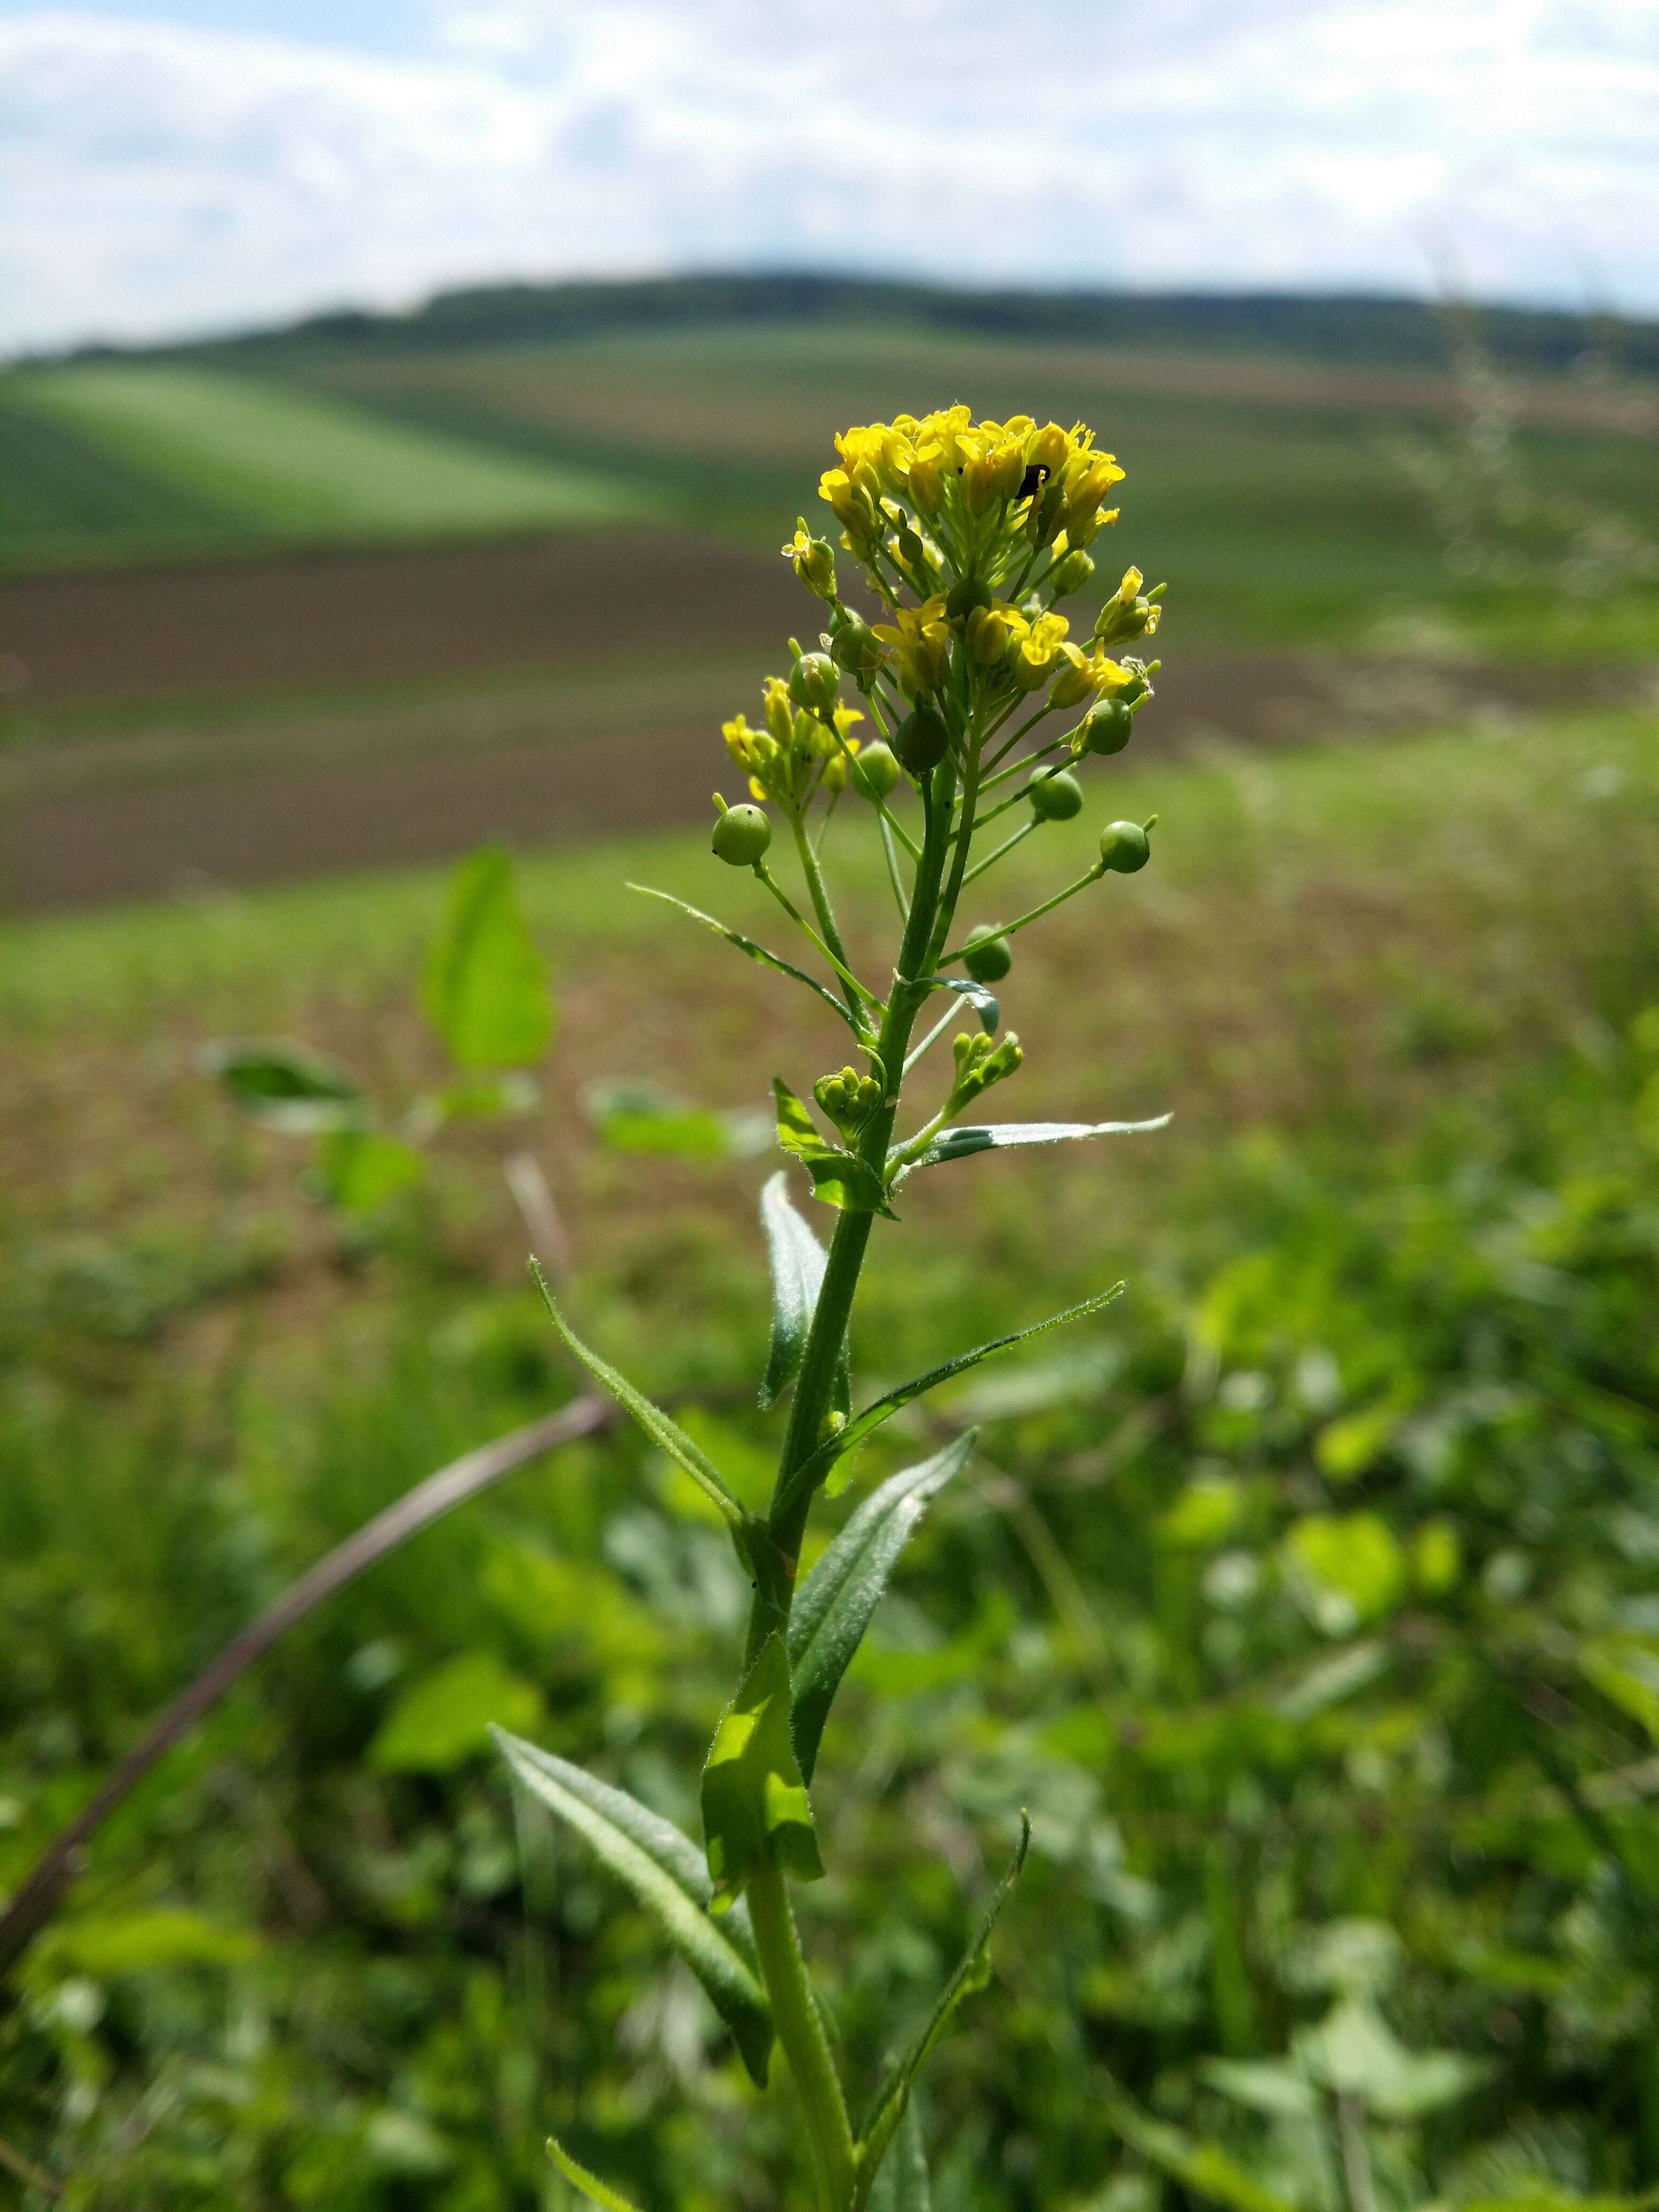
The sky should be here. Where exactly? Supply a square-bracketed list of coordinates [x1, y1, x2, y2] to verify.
[2, 0, 1657, 356]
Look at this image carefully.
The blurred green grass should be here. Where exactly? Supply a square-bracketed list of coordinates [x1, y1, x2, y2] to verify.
[3, 707, 1659, 2202]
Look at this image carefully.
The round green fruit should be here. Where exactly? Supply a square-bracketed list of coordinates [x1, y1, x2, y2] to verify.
[893, 703, 951, 776]
[711, 803, 773, 866]
[963, 924, 1013, 982]
[1081, 699, 1134, 755]
[1098, 820, 1152, 874]
[1028, 767, 1084, 820]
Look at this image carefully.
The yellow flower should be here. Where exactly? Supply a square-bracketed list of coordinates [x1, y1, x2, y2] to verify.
[782, 518, 836, 600]
[965, 601, 1018, 666]
[1003, 608, 1071, 692]
[872, 596, 952, 697]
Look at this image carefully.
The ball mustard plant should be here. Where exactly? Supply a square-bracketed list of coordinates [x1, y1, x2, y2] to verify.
[502, 407, 1172, 2212]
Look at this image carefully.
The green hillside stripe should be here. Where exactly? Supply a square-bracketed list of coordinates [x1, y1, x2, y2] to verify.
[13, 364, 652, 538]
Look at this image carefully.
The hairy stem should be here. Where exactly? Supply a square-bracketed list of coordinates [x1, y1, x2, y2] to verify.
[748, 1862, 856, 2211]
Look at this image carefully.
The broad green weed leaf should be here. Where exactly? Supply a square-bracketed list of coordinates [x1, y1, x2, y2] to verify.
[855, 1812, 1029, 2210]
[1285, 1513, 1406, 1634]
[497, 1730, 774, 2087]
[204, 1039, 364, 1133]
[315, 1128, 425, 1213]
[783, 1286, 1123, 1509]
[547, 2133, 646, 2212]
[868, 2100, 932, 2212]
[894, 1114, 1170, 1178]
[371, 1650, 542, 1773]
[1295, 1994, 1487, 2116]
[422, 846, 551, 1070]
[532, 1265, 745, 1529]
[585, 1079, 771, 1161]
[701, 1632, 824, 1905]
[631, 884, 868, 1037]
[788, 1433, 974, 1781]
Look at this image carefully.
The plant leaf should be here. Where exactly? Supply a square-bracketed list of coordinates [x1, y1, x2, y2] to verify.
[774, 1081, 894, 1215]
[531, 1265, 744, 1529]
[760, 1171, 850, 1414]
[701, 1632, 824, 1905]
[855, 1813, 1030, 2209]
[868, 2101, 932, 2212]
[631, 884, 868, 1038]
[895, 1114, 1170, 1177]
[782, 1286, 1124, 1511]
[496, 1730, 774, 2088]
[422, 846, 552, 1070]
[203, 1038, 365, 1133]
[315, 1128, 427, 1213]
[546, 2133, 646, 2212]
[1099, 2073, 1299, 2212]
[940, 977, 1000, 1035]
[788, 1434, 974, 1781]
[585, 1080, 770, 1161]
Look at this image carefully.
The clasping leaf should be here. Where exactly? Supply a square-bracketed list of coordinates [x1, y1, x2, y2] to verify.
[702, 1632, 824, 1907]
[760, 1171, 851, 1414]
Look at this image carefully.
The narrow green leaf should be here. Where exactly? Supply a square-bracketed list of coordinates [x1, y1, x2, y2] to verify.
[1099, 2074, 1299, 2212]
[496, 1730, 774, 2087]
[760, 1170, 851, 1412]
[773, 1077, 826, 1157]
[701, 1632, 824, 1906]
[782, 1286, 1124, 1511]
[531, 1264, 744, 1529]
[546, 2133, 646, 2212]
[896, 1114, 1170, 1177]
[789, 1434, 974, 1781]
[422, 846, 552, 1070]
[631, 884, 868, 1037]
[855, 1814, 1030, 2209]
[204, 1038, 364, 1133]
[868, 2101, 932, 2212]
[939, 977, 1000, 1035]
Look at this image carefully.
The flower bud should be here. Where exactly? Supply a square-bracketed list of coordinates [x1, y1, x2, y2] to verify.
[788, 647, 840, 716]
[1028, 767, 1083, 821]
[946, 575, 992, 622]
[1047, 549, 1095, 597]
[893, 702, 951, 777]
[712, 801, 772, 867]
[814, 1065, 883, 1134]
[850, 739, 900, 801]
[782, 518, 837, 601]
[1098, 820, 1152, 874]
[963, 924, 1012, 982]
[1079, 698, 1134, 756]
[829, 611, 885, 687]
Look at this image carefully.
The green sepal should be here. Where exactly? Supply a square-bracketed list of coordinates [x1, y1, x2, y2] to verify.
[701, 1631, 824, 1906]
[780, 1286, 1124, 1511]
[773, 1079, 894, 1216]
[495, 1731, 774, 2087]
[530, 1264, 745, 1531]
[788, 1434, 974, 1781]
[631, 884, 869, 1040]
[854, 1813, 1031, 2210]
[759, 1172, 851, 1415]
[546, 2133, 646, 2212]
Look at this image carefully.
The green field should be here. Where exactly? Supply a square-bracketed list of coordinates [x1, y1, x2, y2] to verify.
[4, 709, 1659, 2203]
[7, 293, 1658, 658]
[4, 362, 650, 568]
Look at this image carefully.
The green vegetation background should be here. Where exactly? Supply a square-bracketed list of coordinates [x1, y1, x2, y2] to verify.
[4, 708, 1659, 2206]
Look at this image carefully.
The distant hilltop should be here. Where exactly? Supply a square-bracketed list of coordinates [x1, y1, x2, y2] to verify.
[65, 270, 1659, 382]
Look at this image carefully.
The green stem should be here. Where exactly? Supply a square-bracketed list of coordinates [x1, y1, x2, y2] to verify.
[748, 1862, 856, 2212]
[962, 817, 1038, 886]
[937, 861, 1102, 968]
[755, 864, 881, 1015]
[790, 818, 864, 1020]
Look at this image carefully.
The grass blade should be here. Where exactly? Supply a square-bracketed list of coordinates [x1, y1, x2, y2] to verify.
[547, 2133, 646, 2212]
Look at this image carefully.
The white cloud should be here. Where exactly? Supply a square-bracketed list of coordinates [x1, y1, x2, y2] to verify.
[3, 0, 1657, 353]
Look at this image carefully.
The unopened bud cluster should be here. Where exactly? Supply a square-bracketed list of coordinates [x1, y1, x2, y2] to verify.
[948, 1030, 1023, 1111]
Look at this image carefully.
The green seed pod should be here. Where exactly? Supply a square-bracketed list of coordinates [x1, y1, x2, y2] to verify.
[1047, 549, 1095, 597]
[963, 924, 1013, 982]
[829, 611, 884, 687]
[1028, 767, 1084, 821]
[850, 739, 901, 801]
[893, 702, 951, 777]
[788, 649, 839, 716]
[712, 803, 772, 867]
[1080, 698, 1134, 755]
[1098, 819, 1152, 874]
[945, 575, 993, 622]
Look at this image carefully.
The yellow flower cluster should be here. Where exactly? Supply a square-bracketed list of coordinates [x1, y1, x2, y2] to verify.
[723, 676, 863, 811]
[819, 407, 1125, 571]
[872, 592, 1132, 706]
